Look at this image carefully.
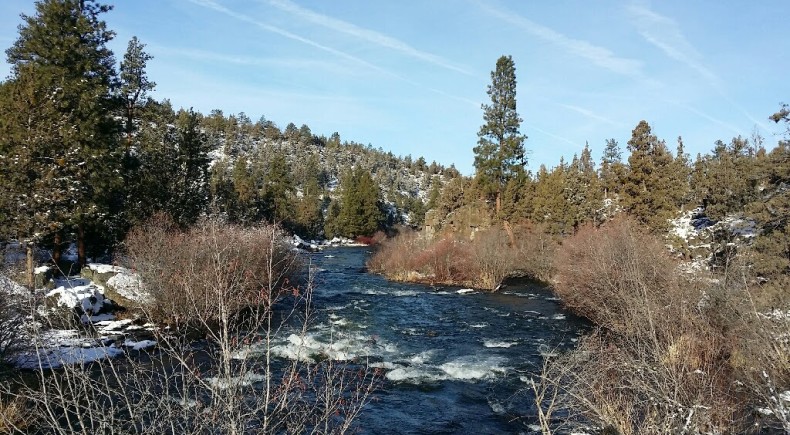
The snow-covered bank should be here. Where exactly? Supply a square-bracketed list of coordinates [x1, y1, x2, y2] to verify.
[1, 263, 156, 369]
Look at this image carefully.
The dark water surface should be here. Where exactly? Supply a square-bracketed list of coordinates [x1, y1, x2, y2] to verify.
[294, 247, 588, 434]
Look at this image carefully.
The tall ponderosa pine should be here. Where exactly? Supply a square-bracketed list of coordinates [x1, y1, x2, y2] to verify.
[474, 55, 527, 216]
[1, 0, 120, 279]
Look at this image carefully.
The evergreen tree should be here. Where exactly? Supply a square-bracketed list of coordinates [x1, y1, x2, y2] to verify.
[335, 168, 384, 237]
[703, 136, 758, 221]
[567, 143, 602, 228]
[261, 150, 294, 225]
[119, 36, 155, 143]
[670, 136, 692, 209]
[622, 120, 676, 232]
[474, 55, 527, 216]
[426, 180, 441, 212]
[532, 161, 572, 235]
[500, 171, 533, 224]
[166, 109, 210, 228]
[1, 0, 120, 274]
[599, 138, 625, 199]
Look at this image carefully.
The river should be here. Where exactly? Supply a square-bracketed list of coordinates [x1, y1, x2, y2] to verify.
[286, 246, 588, 434]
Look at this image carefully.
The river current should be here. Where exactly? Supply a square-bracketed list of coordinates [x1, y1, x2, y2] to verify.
[282, 247, 588, 434]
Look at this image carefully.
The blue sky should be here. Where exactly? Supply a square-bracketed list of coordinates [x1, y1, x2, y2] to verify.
[1, 1, 788, 174]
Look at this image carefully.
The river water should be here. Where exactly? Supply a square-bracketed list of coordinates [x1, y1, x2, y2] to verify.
[284, 247, 588, 434]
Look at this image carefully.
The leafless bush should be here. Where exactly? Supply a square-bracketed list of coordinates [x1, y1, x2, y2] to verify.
[553, 216, 683, 336]
[513, 224, 558, 282]
[468, 227, 517, 289]
[123, 214, 300, 328]
[369, 225, 543, 290]
[0, 218, 379, 434]
[535, 216, 745, 434]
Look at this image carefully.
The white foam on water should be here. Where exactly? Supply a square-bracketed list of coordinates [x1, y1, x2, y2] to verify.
[483, 340, 518, 348]
[387, 355, 509, 384]
[439, 356, 508, 380]
[369, 361, 399, 370]
[469, 323, 488, 328]
[456, 288, 476, 295]
[551, 313, 566, 320]
[385, 365, 445, 383]
[405, 349, 435, 364]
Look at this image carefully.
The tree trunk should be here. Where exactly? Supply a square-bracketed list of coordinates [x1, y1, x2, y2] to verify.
[26, 242, 34, 291]
[53, 232, 62, 266]
[496, 190, 501, 216]
[77, 223, 86, 269]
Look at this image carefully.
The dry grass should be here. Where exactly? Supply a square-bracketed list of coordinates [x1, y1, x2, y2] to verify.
[0, 396, 30, 432]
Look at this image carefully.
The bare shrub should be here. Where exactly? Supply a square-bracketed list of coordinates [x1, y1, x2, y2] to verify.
[0, 218, 378, 434]
[553, 215, 681, 336]
[469, 227, 517, 289]
[536, 216, 745, 434]
[369, 226, 539, 289]
[366, 228, 425, 280]
[513, 224, 558, 282]
[123, 214, 300, 328]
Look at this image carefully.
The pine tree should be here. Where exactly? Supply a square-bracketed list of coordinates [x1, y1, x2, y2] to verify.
[474, 55, 527, 216]
[261, 150, 294, 225]
[567, 143, 602, 228]
[119, 36, 155, 143]
[599, 138, 625, 199]
[532, 161, 572, 235]
[703, 137, 758, 221]
[622, 120, 676, 232]
[670, 136, 692, 209]
[166, 109, 210, 228]
[335, 168, 384, 237]
[1, 0, 121, 274]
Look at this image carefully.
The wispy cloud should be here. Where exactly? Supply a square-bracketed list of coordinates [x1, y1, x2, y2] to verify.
[665, 99, 743, 136]
[152, 45, 362, 76]
[476, 1, 644, 78]
[525, 123, 579, 148]
[558, 103, 622, 128]
[187, 0, 474, 105]
[627, 2, 718, 84]
[266, 0, 473, 76]
[628, 2, 770, 131]
[187, 0, 394, 78]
